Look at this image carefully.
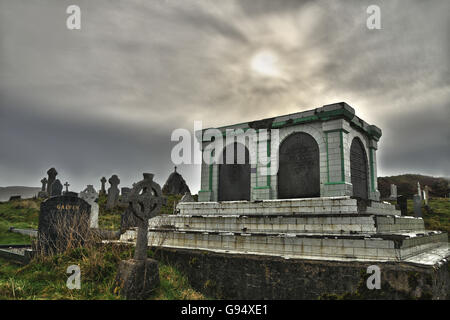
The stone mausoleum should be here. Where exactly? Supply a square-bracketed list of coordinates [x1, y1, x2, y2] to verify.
[197, 102, 381, 203]
[121, 102, 449, 299]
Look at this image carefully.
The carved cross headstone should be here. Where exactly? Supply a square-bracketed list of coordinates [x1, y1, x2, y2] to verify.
[100, 177, 107, 196]
[79, 185, 99, 228]
[47, 168, 58, 195]
[41, 178, 48, 191]
[128, 173, 166, 260]
[106, 175, 120, 209]
[114, 173, 165, 299]
[64, 182, 70, 193]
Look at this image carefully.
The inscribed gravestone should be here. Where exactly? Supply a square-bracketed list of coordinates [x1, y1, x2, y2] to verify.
[107, 175, 120, 209]
[389, 184, 397, 200]
[79, 185, 99, 228]
[51, 179, 63, 196]
[38, 194, 91, 255]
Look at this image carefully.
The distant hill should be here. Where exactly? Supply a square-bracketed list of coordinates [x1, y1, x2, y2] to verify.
[0, 186, 40, 202]
[377, 174, 450, 199]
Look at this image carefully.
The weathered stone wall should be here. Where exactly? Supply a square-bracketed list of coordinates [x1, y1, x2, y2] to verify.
[154, 247, 449, 300]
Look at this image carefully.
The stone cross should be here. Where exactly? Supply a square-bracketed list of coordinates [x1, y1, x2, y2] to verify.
[64, 182, 70, 193]
[106, 175, 120, 209]
[47, 168, 58, 195]
[79, 185, 99, 228]
[40, 178, 48, 192]
[128, 173, 166, 260]
[100, 177, 107, 195]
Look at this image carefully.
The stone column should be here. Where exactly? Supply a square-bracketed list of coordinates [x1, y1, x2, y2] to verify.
[322, 119, 353, 197]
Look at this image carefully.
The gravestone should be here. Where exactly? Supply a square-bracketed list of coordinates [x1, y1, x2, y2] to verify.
[423, 186, 429, 205]
[51, 179, 63, 196]
[38, 194, 91, 255]
[121, 187, 131, 198]
[417, 182, 422, 200]
[63, 182, 70, 195]
[38, 178, 49, 198]
[180, 191, 194, 203]
[396, 195, 407, 216]
[107, 175, 120, 209]
[100, 177, 107, 196]
[46, 168, 58, 195]
[389, 184, 397, 200]
[413, 194, 422, 218]
[79, 185, 99, 228]
[114, 173, 165, 299]
[118, 187, 132, 208]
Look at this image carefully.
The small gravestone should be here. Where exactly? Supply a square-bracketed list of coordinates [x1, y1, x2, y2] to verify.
[180, 191, 194, 203]
[396, 195, 407, 216]
[118, 187, 132, 208]
[38, 178, 49, 198]
[46, 168, 58, 195]
[51, 179, 63, 196]
[107, 175, 120, 209]
[423, 186, 430, 205]
[389, 184, 397, 200]
[417, 182, 422, 200]
[38, 194, 91, 255]
[79, 185, 99, 228]
[413, 194, 422, 218]
[114, 173, 165, 300]
[100, 177, 107, 196]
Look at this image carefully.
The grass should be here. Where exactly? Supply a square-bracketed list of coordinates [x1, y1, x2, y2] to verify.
[0, 197, 204, 300]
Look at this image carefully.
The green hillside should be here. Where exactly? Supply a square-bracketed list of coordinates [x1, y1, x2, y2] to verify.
[378, 174, 449, 198]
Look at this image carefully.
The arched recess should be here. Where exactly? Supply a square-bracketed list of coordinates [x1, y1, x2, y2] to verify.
[278, 132, 320, 199]
[350, 137, 369, 199]
[218, 142, 251, 201]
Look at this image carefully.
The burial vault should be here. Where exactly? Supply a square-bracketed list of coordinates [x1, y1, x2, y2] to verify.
[196, 102, 382, 202]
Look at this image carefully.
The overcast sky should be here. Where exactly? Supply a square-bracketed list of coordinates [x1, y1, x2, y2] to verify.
[0, 0, 449, 193]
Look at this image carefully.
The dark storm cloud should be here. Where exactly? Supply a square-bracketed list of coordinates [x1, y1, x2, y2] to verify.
[0, 0, 449, 192]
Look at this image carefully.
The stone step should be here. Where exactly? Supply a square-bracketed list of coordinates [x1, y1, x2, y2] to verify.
[149, 214, 425, 235]
[120, 229, 447, 262]
[177, 197, 399, 216]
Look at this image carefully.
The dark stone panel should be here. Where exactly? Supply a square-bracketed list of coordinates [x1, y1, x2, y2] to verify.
[350, 138, 369, 199]
[154, 247, 449, 300]
[278, 132, 320, 199]
[218, 142, 250, 201]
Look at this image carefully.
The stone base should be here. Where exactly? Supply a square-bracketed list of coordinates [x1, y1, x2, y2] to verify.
[114, 258, 160, 300]
[154, 247, 449, 299]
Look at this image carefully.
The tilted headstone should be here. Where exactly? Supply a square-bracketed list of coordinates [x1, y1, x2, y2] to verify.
[38, 177, 49, 198]
[114, 173, 166, 299]
[51, 179, 63, 196]
[396, 195, 407, 216]
[46, 168, 58, 195]
[413, 194, 422, 218]
[38, 194, 91, 255]
[106, 175, 120, 209]
[100, 177, 107, 196]
[79, 185, 99, 228]
[389, 184, 397, 200]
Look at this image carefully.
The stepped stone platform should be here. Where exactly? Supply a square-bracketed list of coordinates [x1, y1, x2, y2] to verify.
[120, 197, 448, 264]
